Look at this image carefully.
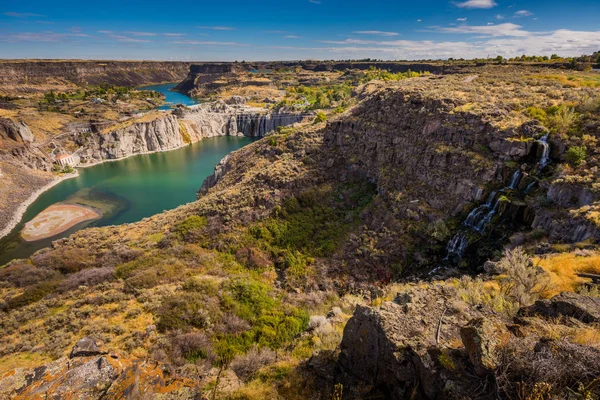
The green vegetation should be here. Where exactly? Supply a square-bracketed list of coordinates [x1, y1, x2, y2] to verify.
[314, 111, 327, 123]
[175, 215, 208, 240]
[565, 146, 587, 166]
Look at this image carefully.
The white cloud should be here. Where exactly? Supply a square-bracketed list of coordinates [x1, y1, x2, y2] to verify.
[436, 22, 531, 37]
[0, 31, 88, 43]
[310, 28, 600, 60]
[164, 33, 185, 37]
[457, 18, 467, 21]
[417, 19, 422, 22]
[111, 35, 152, 43]
[514, 10, 533, 17]
[284, 35, 301, 39]
[3, 12, 44, 18]
[124, 31, 157, 36]
[197, 26, 235, 31]
[353, 30, 399, 36]
[455, 0, 497, 9]
[308, 0, 321, 4]
[170, 40, 244, 46]
[496, 14, 504, 20]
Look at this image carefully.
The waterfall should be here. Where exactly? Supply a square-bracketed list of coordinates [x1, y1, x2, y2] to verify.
[508, 170, 522, 189]
[524, 181, 536, 194]
[236, 113, 306, 137]
[537, 134, 550, 170]
[464, 191, 497, 232]
[446, 233, 469, 258]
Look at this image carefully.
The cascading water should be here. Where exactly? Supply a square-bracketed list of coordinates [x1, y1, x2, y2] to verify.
[442, 135, 551, 262]
[508, 170, 522, 190]
[524, 181, 536, 194]
[537, 134, 550, 170]
[446, 232, 469, 258]
[464, 191, 497, 233]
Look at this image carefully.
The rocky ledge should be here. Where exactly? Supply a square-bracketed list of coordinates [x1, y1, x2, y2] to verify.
[331, 286, 600, 399]
[0, 337, 201, 399]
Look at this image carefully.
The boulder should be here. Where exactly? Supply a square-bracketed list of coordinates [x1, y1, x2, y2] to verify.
[338, 285, 488, 399]
[518, 292, 600, 323]
[460, 318, 511, 376]
[70, 337, 107, 358]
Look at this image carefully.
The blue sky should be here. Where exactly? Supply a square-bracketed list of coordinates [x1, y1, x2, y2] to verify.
[0, 0, 599, 60]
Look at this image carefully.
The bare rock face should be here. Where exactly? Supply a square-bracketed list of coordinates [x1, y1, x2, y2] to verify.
[518, 292, 600, 323]
[76, 115, 184, 164]
[0, 339, 201, 399]
[179, 101, 307, 142]
[0, 118, 34, 144]
[460, 317, 511, 376]
[337, 287, 600, 399]
[337, 285, 487, 399]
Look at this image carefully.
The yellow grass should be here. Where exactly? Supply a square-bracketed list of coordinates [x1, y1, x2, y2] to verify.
[0, 352, 53, 375]
[535, 251, 600, 296]
[102, 111, 163, 134]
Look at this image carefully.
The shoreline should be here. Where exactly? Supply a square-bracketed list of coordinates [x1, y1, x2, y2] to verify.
[0, 171, 79, 241]
[21, 203, 101, 242]
[0, 145, 189, 241]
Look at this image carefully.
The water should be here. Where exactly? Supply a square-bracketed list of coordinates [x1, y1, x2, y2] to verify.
[508, 170, 522, 190]
[537, 134, 550, 170]
[139, 82, 198, 110]
[0, 136, 254, 265]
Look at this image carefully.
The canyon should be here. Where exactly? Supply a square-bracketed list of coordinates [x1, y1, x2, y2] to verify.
[0, 61, 599, 399]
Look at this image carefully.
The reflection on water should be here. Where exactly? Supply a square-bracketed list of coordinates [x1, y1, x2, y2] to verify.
[0, 136, 255, 265]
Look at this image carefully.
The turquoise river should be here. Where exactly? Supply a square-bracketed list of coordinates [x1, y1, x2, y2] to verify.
[0, 83, 253, 265]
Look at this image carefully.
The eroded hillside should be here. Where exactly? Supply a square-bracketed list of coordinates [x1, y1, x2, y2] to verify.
[1, 65, 600, 399]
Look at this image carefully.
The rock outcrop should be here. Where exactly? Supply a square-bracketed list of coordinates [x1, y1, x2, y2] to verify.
[75, 115, 184, 163]
[337, 285, 488, 399]
[0, 337, 201, 399]
[178, 101, 308, 141]
[518, 292, 600, 323]
[0, 118, 34, 144]
[336, 288, 600, 399]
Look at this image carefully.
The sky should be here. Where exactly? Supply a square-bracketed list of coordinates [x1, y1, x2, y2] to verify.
[0, 0, 599, 61]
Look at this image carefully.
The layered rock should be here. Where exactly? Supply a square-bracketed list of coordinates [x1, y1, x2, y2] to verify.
[178, 101, 307, 142]
[75, 114, 184, 164]
[0, 60, 191, 88]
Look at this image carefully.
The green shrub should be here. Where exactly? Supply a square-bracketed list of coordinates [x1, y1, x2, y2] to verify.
[546, 105, 579, 135]
[314, 111, 327, 123]
[175, 215, 207, 240]
[564, 146, 587, 166]
[156, 293, 210, 332]
[5, 281, 59, 311]
[526, 106, 547, 124]
[183, 276, 219, 296]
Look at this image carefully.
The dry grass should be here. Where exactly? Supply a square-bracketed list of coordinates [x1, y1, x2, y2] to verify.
[528, 74, 600, 88]
[0, 352, 53, 375]
[102, 111, 164, 134]
[535, 251, 600, 296]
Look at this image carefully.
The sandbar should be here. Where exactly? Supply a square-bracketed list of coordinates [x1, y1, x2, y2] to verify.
[21, 204, 101, 241]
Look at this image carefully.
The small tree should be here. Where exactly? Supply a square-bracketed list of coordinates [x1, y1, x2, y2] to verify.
[497, 247, 550, 308]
